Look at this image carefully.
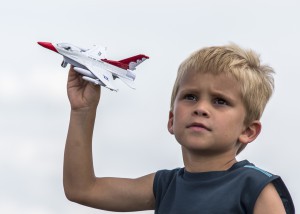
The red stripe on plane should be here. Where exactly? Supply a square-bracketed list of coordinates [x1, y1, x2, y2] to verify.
[101, 59, 129, 69]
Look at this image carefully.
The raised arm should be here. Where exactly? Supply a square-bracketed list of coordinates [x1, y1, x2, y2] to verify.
[63, 67, 155, 211]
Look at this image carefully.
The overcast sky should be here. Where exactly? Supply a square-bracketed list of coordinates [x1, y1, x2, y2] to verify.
[1, 0, 299, 213]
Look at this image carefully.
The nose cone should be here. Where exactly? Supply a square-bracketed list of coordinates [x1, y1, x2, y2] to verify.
[37, 42, 58, 53]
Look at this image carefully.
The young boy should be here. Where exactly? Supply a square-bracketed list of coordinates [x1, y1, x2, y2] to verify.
[63, 44, 294, 213]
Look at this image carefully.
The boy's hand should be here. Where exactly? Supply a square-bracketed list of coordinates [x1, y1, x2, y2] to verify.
[67, 66, 100, 111]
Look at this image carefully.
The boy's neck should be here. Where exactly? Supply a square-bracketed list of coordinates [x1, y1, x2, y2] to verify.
[181, 147, 237, 173]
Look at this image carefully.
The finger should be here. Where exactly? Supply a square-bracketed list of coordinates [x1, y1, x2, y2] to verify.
[68, 65, 78, 80]
[69, 65, 85, 84]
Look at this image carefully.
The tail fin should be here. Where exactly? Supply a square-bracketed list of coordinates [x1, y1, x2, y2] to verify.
[119, 54, 149, 70]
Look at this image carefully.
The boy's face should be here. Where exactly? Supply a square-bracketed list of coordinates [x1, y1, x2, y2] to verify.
[168, 71, 252, 155]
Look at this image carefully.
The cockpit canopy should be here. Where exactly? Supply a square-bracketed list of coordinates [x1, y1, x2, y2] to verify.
[57, 43, 86, 52]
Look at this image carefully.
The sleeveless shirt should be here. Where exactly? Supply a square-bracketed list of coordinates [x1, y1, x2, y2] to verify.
[153, 160, 294, 213]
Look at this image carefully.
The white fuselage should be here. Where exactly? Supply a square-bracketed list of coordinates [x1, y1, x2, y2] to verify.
[55, 43, 135, 82]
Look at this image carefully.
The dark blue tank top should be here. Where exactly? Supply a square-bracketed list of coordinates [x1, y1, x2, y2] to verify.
[153, 160, 294, 213]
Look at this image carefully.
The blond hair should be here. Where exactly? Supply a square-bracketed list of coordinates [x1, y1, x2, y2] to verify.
[170, 44, 274, 154]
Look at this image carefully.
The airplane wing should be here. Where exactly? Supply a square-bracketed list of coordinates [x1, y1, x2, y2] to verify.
[118, 54, 149, 70]
[118, 76, 136, 89]
[85, 64, 117, 91]
[85, 45, 107, 59]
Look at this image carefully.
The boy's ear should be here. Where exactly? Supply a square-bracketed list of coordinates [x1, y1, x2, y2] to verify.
[167, 111, 174, 135]
[238, 120, 261, 145]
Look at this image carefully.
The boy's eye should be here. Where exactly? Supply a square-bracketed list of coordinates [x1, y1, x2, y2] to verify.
[184, 94, 197, 101]
[213, 98, 228, 105]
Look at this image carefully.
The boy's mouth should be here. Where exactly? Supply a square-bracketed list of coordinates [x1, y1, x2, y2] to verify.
[186, 122, 211, 131]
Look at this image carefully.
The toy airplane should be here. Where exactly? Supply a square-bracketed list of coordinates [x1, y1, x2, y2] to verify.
[37, 42, 149, 91]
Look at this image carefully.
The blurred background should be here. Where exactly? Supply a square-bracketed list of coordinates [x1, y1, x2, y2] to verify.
[0, 0, 299, 213]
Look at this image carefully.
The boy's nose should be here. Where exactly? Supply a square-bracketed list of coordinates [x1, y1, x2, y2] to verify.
[194, 109, 209, 117]
[193, 102, 210, 117]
